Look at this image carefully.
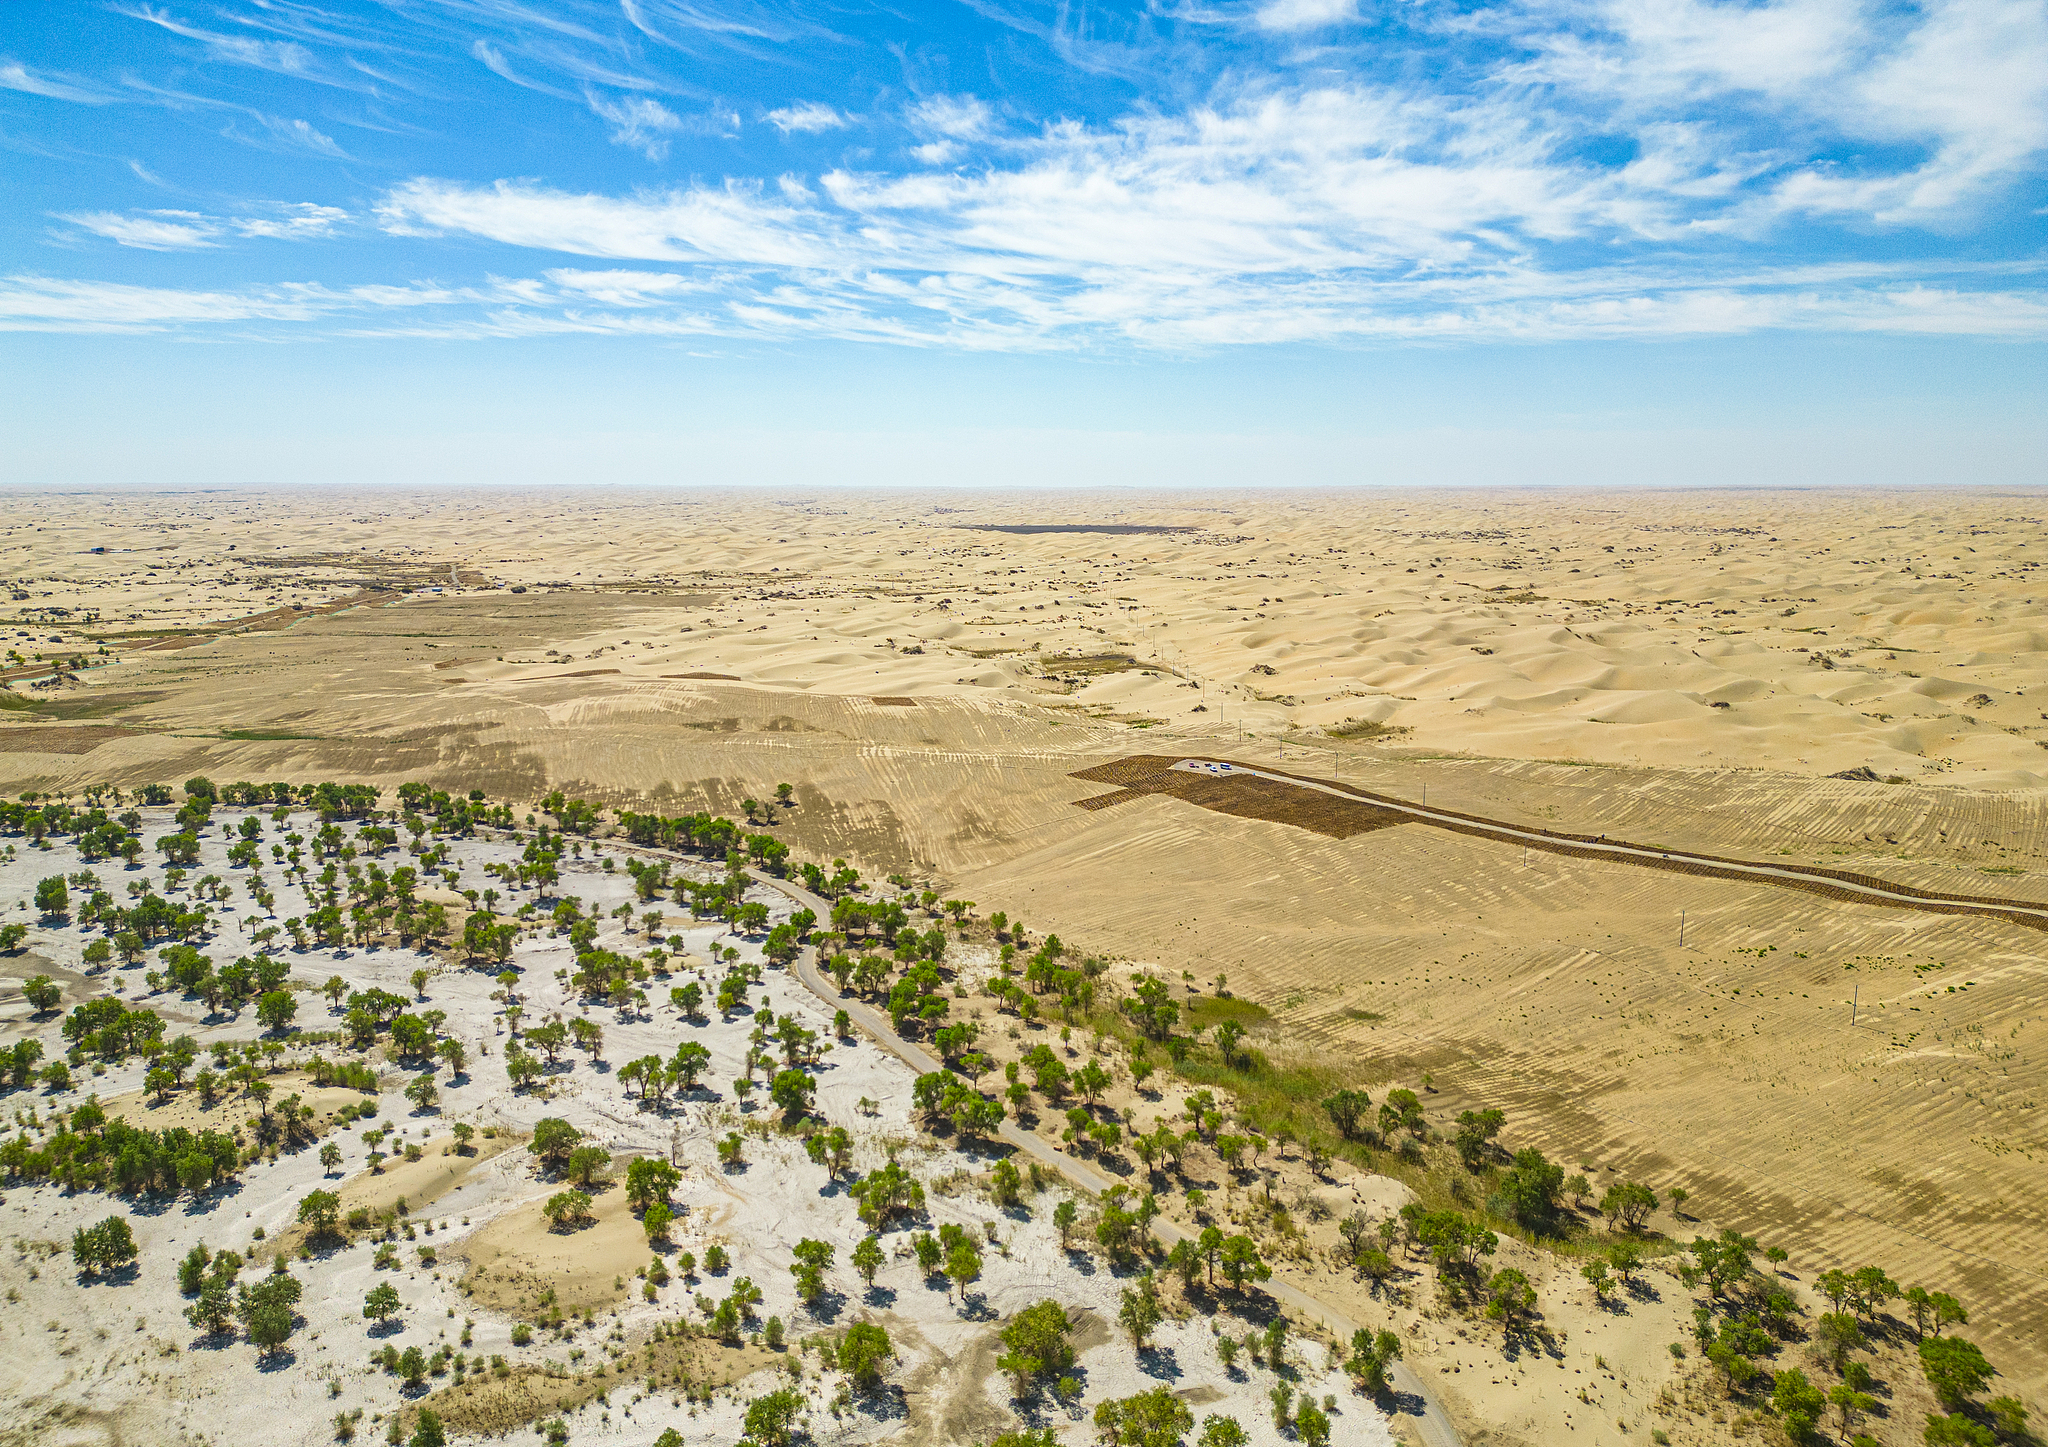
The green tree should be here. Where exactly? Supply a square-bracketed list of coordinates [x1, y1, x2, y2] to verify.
[944, 1236, 982, 1301]
[1496, 1147, 1564, 1231]
[790, 1238, 834, 1303]
[997, 1299, 1076, 1396]
[852, 1235, 884, 1287]
[1119, 1272, 1164, 1348]
[363, 1282, 401, 1324]
[255, 990, 297, 1033]
[1920, 1336, 1996, 1408]
[1924, 1415, 1996, 1447]
[407, 1410, 445, 1447]
[1452, 1106, 1505, 1168]
[565, 1144, 611, 1187]
[237, 1267, 302, 1355]
[1092, 1385, 1192, 1447]
[544, 1190, 592, 1228]
[1218, 1235, 1270, 1293]
[1348, 1328, 1404, 1394]
[741, 1387, 804, 1447]
[297, 1189, 342, 1238]
[71, 1215, 138, 1277]
[1197, 1417, 1249, 1447]
[1599, 1181, 1658, 1233]
[1771, 1367, 1826, 1440]
[528, 1117, 582, 1174]
[22, 975, 60, 1014]
[1053, 1198, 1079, 1249]
[839, 1320, 892, 1388]
[1815, 1312, 1868, 1371]
[34, 875, 69, 920]
[1322, 1088, 1373, 1140]
[625, 1155, 681, 1210]
[669, 1040, 712, 1090]
[769, 1068, 815, 1119]
[1486, 1267, 1539, 1331]
[1829, 1383, 1877, 1437]
[1294, 1400, 1330, 1447]
[1989, 1397, 2030, 1439]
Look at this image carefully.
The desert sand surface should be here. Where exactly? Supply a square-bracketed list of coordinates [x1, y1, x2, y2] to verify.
[0, 484, 2042, 1447]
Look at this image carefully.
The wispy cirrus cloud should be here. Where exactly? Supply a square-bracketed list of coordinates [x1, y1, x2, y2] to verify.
[55, 210, 223, 250]
[115, 4, 320, 80]
[764, 101, 847, 135]
[222, 113, 348, 157]
[53, 203, 351, 250]
[585, 91, 687, 159]
[1, 59, 114, 103]
[1253, 0, 1359, 32]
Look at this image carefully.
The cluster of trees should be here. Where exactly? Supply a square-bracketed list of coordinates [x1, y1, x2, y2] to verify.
[207, 778, 382, 818]
[399, 780, 512, 833]
[1, 1092, 270, 1196]
[151, 944, 295, 1027]
[613, 807, 793, 874]
[909, 1220, 984, 1300]
[848, 1159, 925, 1228]
[1163, 1224, 1271, 1295]
[58, 997, 165, 1063]
[182, 1247, 304, 1355]
[911, 1069, 1006, 1141]
[619, 1041, 712, 1102]
[829, 950, 956, 1037]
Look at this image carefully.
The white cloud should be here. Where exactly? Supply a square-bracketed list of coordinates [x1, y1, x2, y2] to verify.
[23, 0, 2048, 350]
[1502, 0, 2048, 227]
[473, 40, 577, 101]
[57, 210, 221, 250]
[377, 177, 839, 267]
[586, 92, 686, 160]
[56, 204, 350, 249]
[116, 4, 316, 79]
[234, 203, 350, 240]
[765, 102, 848, 135]
[0, 275, 482, 333]
[241, 114, 346, 157]
[1253, 0, 1358, 31]
[0, 60, 112, 103]
[908, 94, 994, 140]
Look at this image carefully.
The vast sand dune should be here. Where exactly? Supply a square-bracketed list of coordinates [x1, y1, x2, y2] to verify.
[4, 486, 2044, 786]
[1, 483, 2044, 1429]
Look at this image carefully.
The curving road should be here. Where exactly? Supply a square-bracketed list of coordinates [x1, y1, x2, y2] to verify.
[741, 864, 1467, 1447]
[1166, 758, 2048, 930]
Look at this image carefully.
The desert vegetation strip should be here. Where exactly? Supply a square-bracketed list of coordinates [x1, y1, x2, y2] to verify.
[1070, 755, 2048, 930]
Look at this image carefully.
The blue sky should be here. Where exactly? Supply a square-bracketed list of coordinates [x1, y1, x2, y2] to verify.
[3, 0, 2046, 485]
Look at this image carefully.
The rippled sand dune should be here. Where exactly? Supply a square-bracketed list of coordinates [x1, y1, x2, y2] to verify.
[4, 485, 2043, 785]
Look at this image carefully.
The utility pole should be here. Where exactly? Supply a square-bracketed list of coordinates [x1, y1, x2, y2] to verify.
[1852, 984, 1859, 1027]
[1679, 910, 1686, 947]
